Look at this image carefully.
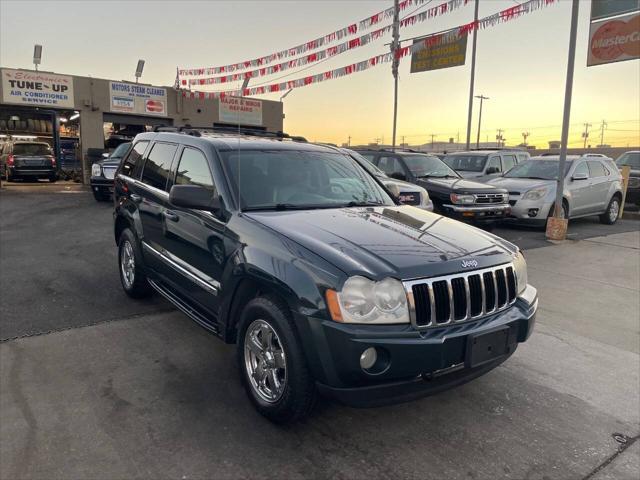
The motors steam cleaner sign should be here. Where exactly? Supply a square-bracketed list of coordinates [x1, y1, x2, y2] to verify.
[109, 81, 167, 117]
[1, 68, 75, 108]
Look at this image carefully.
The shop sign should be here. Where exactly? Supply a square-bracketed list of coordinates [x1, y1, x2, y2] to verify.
[588, 11, 640, 66]
[1, 68, 74, 108]
[219, 97, 263, 126]
[410, 35, 467, 73]
[109, 81, 167, 116]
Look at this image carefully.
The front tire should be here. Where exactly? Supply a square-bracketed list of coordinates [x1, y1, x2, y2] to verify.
[600, 196, 620, 225]
[117, 228, 152, 298]
[237, 296, 316, 424]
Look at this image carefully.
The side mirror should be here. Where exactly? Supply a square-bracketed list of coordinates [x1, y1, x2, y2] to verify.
[102, 152, 110, 158]
[389, 171, 406, 181]
[385, 182, 401, 199]
[169, 184, 221, 212]
[572, 172, 588, 181]
[486, 167, 500, 175]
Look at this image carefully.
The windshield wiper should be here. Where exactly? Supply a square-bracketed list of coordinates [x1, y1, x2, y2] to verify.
[509, 176, 552, 180]
[243, 203, 327, 211]
[422, 174, 458, 179]
[342, 200, 385, 207]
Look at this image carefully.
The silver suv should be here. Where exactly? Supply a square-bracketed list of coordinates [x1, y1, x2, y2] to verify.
[444, 150, 530, 182]
[488, 155, 623, 227]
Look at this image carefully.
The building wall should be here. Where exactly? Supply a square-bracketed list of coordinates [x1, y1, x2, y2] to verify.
[0, 68, 284, 182]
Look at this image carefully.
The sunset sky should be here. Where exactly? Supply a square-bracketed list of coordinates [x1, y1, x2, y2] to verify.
[2, 0, 639, 148]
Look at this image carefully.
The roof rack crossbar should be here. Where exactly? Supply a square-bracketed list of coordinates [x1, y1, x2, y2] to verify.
[152, 125, 307, 142]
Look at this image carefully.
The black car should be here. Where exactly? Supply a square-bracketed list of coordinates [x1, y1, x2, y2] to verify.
[113, 128, 537, 423]
[90, 142, 131, 201]
[616, 151, 640, 206]
[354, 149, 511, 225]
[0, 140, 57, 182]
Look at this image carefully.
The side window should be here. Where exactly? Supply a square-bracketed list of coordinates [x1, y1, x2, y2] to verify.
[501, 154, 517, 172]
[359, 152, 377, 163]
[140, 142, 177, 191]
[487, 156, 501, 173]
[587, 160, 606, 178]
[175, 147, 216, 193]
[377, 156, 405, 176]
[573, 162, 589, 177]
[516, 153, 528, 164]
[121, 141, 148, 178]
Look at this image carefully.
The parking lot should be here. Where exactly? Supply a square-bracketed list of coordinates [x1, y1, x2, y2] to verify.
[1, 186, 638, 479]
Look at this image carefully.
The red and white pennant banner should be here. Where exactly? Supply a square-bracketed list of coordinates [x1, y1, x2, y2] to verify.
[182, 0, 556, 100]
[178, 0, 468, 77]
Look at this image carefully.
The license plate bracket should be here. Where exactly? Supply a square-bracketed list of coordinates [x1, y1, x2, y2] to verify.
[466, 327, 510, 368]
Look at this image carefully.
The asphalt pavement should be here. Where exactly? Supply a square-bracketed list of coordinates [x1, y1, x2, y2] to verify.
[1, 187, 639, 479]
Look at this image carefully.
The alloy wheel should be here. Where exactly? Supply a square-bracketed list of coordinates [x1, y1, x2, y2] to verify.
[120, 240, 135, 289]
[244, 319, 287, 403]
[609, 199, 619, 222]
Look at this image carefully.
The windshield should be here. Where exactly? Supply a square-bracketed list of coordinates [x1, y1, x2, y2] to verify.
[443, 154, 488, 172]
[221, 149, 394, 210]
[110, 142, 131, 160]
[505, 159, 572, 180]
[13, 143, 51, 156]
[617, 152, 640, 169]
[403, 154, 459, 178]
[345, 149, 387, 177]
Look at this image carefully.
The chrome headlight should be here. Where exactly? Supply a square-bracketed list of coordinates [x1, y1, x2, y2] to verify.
[522, 187, 547, 201]
[329, 276, 409, 324]
[513, 251, 528, 295]
[450, 193, 475, 205]
[91, 163, 102, 177]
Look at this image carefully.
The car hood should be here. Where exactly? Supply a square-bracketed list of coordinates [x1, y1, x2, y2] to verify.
[380, 177, 424, 192]
[245, 206, 517, 280]
[96, 158, 123, 167]
[488, 177, 557, 193]
[457, 171, 483, 178]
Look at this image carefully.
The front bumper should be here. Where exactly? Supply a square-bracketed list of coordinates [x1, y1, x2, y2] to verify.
[442, 203, 510, 222]
[505, 197, 554, 225]
[90, 176, 115, 192]
[302, 285, 538, 407]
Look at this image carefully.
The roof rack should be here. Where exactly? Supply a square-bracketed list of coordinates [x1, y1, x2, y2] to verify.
[152, 125, 307, 142]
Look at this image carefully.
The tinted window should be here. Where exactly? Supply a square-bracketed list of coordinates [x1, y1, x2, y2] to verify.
[502, 154, 517, 172]
[377, 156, 405, 177]
[402, 154, 457, 177]
[587, 161, 606, 177]
[443, 154, 487, 172]
[141, 142, 177, 190]
[110, 142, 131, 160]
[358, 152, 377, 162]
[573, 162, 589, 177]
[175, 148, 215, 192]
[121, 141, 148, 178]
[617, 152, 640, 169]
[13, 143, 51, 156]
[487, 156, 501, 172]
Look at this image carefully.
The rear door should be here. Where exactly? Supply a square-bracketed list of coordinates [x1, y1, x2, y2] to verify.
[157, 146, 225, 315]
[587, 160, 610, 212]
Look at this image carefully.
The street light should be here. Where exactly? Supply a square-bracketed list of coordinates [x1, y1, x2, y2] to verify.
[33, 44, 42, 71]
[135, 59, 145, 83]
[475, 95, 489, 149]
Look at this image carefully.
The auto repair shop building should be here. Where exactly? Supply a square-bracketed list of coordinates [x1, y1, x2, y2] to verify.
[0, 67, 284, 182]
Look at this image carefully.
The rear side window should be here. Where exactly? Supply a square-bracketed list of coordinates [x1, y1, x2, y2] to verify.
[516, 153, 529, 163]
[141, 142, 177, 191]
[487, 156, 501, 172]
[573, 162, 589, 177]
[121, 141, 148, 178]
[587, 161, 607, 177]
[175, 147, 216, 193]
[501, 154, 517, 172]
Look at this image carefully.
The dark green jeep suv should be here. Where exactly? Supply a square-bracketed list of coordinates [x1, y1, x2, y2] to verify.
[113, 127, 537, 423]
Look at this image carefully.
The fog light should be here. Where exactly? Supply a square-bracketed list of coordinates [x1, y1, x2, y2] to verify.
[528, 208, 539, 217]
[360, 347, 377, 370]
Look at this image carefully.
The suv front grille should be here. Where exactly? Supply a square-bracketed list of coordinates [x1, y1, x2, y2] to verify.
[474, 193, 507, 204]
[405, 264, 517, 329]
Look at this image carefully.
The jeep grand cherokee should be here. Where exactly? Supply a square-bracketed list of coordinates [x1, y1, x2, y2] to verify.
[113, 127, 537, 424]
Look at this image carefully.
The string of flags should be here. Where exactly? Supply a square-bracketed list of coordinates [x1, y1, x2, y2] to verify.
[178, 0, 469, 77]
[181, 0, 557, 100]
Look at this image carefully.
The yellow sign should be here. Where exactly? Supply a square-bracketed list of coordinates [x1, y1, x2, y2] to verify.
[410, 36, 468, 73]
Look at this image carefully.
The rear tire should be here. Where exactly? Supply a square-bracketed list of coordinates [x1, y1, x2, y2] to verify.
[237, 296, 316, 424]
[48, 175, 57, 183]
[600, 196, 620, 225]
[118, 228, 152, 298]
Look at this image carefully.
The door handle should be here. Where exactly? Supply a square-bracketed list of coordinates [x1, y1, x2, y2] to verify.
[163, 210, 179, 222]
[130, 193, 142, 204]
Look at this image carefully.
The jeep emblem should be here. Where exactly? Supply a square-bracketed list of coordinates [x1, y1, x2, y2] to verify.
[462, 259, 478, 268]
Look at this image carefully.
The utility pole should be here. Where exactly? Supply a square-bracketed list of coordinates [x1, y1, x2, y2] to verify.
[347, 135, 351, 147]
[548, 0, 580, 240]
[430, 134, 436, 150]
[465, 0, 480, 150]
[401, 135, 405, 146]
[391, 0, 400, 148]
[496, 129, 505, 147]
[599, 120, 607, 146]
[582, 122, 592, 149]
[475, 94, 489, 148]
[522, 131, 530, 146]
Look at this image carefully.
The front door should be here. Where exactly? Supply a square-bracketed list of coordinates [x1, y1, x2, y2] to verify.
[567, 161, 592, 215]
[159, 146, 227, 316]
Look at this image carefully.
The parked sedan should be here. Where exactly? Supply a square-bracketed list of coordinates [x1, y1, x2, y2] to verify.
[90, 142, 131, 201]
[616, 151, 639, 206]
[342, 148, 433, 211]
[488, 155, 623, 227]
